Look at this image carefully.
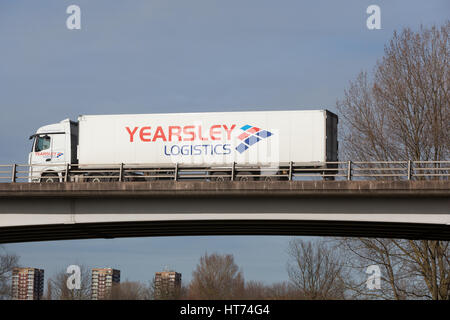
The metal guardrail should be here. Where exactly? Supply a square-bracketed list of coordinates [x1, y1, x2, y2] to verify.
[0, 161, 449, 183]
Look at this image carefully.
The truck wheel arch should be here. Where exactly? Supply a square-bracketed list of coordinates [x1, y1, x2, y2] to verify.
[40, 171, 60, 183]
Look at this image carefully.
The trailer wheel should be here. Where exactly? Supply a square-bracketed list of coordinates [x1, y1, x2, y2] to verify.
[237, 172, 255, 181]
[88, 173, 109, 183]
[211, 172, 230, 182]
[262, 175, 278, 181]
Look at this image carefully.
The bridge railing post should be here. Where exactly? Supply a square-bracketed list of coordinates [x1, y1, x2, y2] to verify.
[174, 163, 178, 181]
[231, 162, 235, 181]
[407, 160, 412, 180]
[64, 163, 70, 182]
[11, 164, 17, 183]
[119, 163, 124, 182]
[347, 161, 352, 181]
[289, 161, 293, 181]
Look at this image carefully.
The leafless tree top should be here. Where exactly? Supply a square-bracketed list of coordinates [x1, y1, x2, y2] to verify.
[337, 22, 449, 162]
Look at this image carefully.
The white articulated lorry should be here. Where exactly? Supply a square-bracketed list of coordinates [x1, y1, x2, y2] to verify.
[28, 109, 338, 182]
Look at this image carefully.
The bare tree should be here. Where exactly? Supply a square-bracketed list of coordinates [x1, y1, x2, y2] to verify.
[109, 280, 149, 300]
[0, 247, 19, 300]
[188, 252, 244, 299]
[401, 240, 450, 300]
[243, 281, 268, 300]
[337, 22, 449, 163]
[44, 279, 53, 300]
[339, 238, 449, 300]
[286, 239, 346, 300]
[336, 22, 450, 300]
[243, 281, 304, 300]
[265, 282, 305, 300]
[48, 264, 91, 300]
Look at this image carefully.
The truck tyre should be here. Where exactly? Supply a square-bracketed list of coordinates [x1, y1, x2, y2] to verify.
[88, 173, 109, 183]
[237, 172, 254, 181]
[41, 173, 59, 183]
[262, 175, 278, 181]
[211, 172, 230, 182]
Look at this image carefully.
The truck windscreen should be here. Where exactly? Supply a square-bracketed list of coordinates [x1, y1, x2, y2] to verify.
[34, 136, 51, 152]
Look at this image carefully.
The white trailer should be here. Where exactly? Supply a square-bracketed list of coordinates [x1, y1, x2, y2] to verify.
[28, 109, 338, 182]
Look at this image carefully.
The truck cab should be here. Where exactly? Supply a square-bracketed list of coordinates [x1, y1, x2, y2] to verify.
[28, 119, 78, 182]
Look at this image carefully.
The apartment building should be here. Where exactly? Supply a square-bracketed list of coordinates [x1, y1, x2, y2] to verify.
[11, 267, 44, 300]
[154, 271, 181, 298]
[91, 268, 120, 300]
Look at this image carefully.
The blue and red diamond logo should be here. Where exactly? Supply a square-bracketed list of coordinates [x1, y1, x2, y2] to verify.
[235, 125, 273, 153]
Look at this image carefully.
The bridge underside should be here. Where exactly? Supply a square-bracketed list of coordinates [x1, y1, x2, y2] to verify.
[1, 219, 449, 244]
[0, 181, 448, 243]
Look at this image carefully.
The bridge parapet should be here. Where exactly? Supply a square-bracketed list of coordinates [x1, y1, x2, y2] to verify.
[0, 180, 448, 198]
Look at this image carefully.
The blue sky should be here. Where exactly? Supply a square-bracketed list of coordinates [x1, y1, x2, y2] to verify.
[1, 0, 448, 286]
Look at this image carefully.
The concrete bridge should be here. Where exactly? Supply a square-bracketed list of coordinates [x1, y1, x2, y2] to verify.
[0, 180, 448, 243]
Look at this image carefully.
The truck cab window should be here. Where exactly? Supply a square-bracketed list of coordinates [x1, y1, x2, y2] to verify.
[35, 136, 51, 152]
